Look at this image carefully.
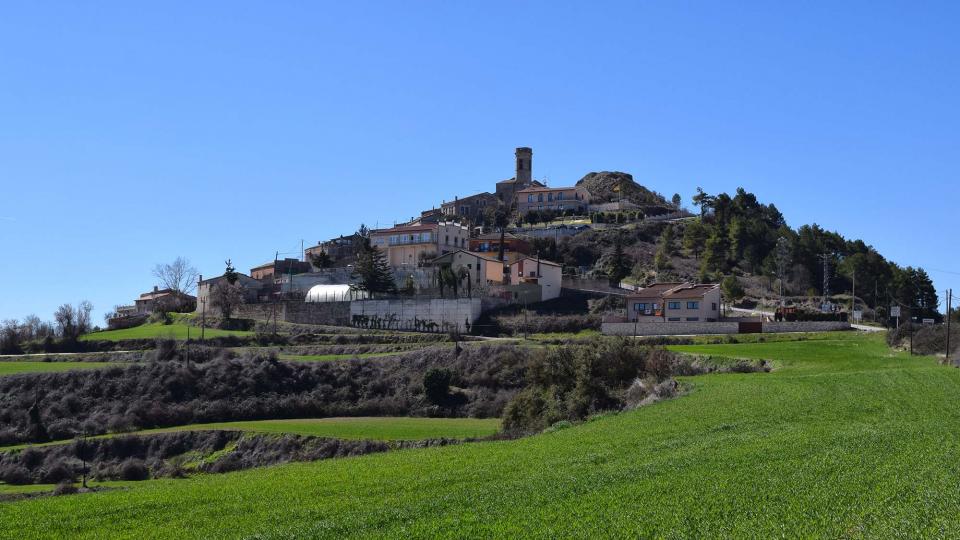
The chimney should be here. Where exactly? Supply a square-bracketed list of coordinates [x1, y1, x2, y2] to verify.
[154, 286, 158, 293]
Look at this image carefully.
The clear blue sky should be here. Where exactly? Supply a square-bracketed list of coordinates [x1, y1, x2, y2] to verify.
[1, 1, 958, 324]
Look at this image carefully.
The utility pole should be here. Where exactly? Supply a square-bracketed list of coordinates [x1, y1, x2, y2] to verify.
[199, 274, 205, 342]
[851, 271, 856, 321]
[946, 289, 953, 364]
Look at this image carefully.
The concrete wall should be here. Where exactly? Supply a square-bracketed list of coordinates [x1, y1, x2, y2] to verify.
[602, 320, 851, 336]
[350, 298, 482, 332]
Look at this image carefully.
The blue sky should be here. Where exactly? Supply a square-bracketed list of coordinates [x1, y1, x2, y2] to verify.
[1, 1, 958, 323]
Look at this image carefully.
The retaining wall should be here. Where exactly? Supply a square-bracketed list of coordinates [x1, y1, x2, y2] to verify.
[761, 321, 851, 333]
[602, 320, 852, 336]
[350, 298, 483, 332]
[235, 301, 350, 326]
[602, 322, 740, 336]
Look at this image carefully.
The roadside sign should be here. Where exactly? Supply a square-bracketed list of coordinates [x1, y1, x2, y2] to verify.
[890, 306, 901, 318]
[853, 310, 863, 322]
[923, 318, 935, 325]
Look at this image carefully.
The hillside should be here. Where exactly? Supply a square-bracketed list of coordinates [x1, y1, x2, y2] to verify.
[7, 333, 960, 537]
[576, 171, 669, 208]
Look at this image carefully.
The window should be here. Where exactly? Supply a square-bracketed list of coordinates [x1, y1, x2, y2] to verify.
[668, 302, 681, 310]
[687, 301, 700, 309]
[686, 317, 699, 321]
[528, 195, 533, 203]
[633, 303, 646, 312]
[712, 303, 717, 311]
[548, 193, 553, 202]
[557, 192, 564, 201]
[668, 317, 681, 322]
[445, 235, 449, 245]
[538, 194, 543, 202]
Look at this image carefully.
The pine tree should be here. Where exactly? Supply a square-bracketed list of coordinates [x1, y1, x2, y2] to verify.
[351, 245, 396, 297]
[223, 259, 238, 285]
[683, 221, 709, 259]
[606, 233, 632, 286]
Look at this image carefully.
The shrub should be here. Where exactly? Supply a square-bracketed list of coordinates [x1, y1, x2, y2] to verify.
[119, 458, 150, 481]
[0, 465, 32, 485]
[41, 461, 76, 484]
[53, 480, 78, 496]
[423, 368, 453, 405]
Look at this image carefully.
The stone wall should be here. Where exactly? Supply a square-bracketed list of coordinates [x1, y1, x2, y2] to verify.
[602, 320, 852, 336]
[350, 298, 483, 333]
[235, 301, 350, 326]
[761, 321, 851, 333]
[602, 322, 740, 336]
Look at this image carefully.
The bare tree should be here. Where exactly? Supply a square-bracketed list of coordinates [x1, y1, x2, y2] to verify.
[153, 257, 199, 295]
[77, 300, 93, 335]
[54, 304, 77, 340]
[210, 281, 245, 320]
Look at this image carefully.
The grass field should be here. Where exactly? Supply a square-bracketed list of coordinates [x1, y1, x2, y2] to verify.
[0, 361, 116, 377]
[80, 322, 252, 342]
[6, 332, 960, 538]
[0, 417, 502, 453]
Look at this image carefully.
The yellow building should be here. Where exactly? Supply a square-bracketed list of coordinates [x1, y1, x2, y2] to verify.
[369, 221, 470, 267]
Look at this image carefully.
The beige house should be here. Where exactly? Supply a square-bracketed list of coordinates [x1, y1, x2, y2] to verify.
[516, 185, 590, 215]
[509, 257, 563, 301]
[431, 250, 505, 290]
[370, 221, 470, 267]
[626, 283, 721, 322]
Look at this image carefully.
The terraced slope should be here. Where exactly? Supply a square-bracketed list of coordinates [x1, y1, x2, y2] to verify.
[5, 333, 960, 538]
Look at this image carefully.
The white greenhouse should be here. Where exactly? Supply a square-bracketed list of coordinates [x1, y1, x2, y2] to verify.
[305, 284, 368, 303]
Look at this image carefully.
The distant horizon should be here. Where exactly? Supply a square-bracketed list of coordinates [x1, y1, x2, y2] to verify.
[1, 1, 958, 323]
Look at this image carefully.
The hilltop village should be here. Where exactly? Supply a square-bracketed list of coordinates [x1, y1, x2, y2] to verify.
[104, 146, 939, 338]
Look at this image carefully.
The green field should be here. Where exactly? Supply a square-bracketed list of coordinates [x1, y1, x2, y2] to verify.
[81, 322, 252, 342]
[0, 361, 115, 377]
[0, 417, 502, 453]
[6, 332, 960, 538]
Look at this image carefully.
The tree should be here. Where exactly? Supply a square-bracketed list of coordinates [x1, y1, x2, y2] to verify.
[210, 281, 245, 320]
[72, 436, 95, 489]
[309, 249, 332, 269]
[721, 275, 745, 303]
[606, 233, 632, 287]
[54, 304, 77, 340]
[660, 225, 677, 256]
[0, 319, 21, 355]
[700, 231, 729, 277]
[438, 265, 459, 298]
[351, 244, 396, 297]
[152, 257, 198, 295]
[223, 259, 238, 285]
[682, 221, 709, 259]
[77, 300, 93, 335]
[692, 187, 715, 218]
[671, 193, 682, 215]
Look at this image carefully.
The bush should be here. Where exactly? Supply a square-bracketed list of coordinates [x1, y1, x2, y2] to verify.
[0, 465, 32, 485]
[53, 480, 78, 496]
[119, 458, 150, 481]
[423, 368, 453, 405]
[41, 461, 76, 484]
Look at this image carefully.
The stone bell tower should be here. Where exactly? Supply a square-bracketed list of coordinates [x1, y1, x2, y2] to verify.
[515, 147, 532, 186]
